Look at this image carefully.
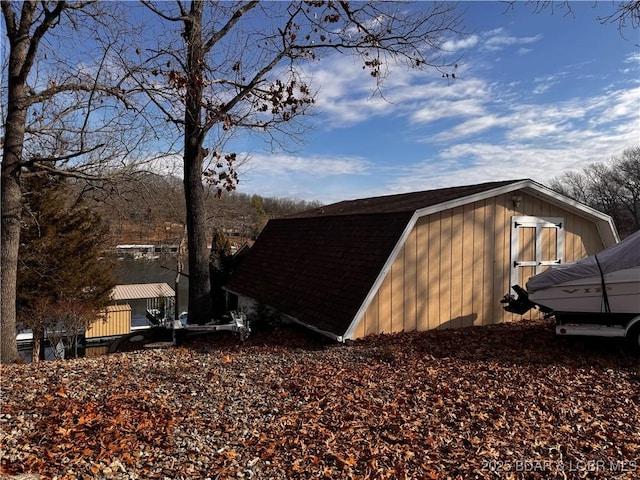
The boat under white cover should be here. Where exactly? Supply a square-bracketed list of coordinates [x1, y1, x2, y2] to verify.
[529, 267, 640, 314]
[526, 230, 640, 315]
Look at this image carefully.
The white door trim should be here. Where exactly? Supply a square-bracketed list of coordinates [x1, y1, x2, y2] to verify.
[510, 216, 564, 290]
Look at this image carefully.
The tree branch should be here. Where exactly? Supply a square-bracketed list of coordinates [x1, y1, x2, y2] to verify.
[1, 1, 17, 38]
[19, 1, 66, 84]
[26, 141, 105, 166]
[203, 0, 259, 53]
[140, 0, 186, 22]
[25, 82, 130, 108]
[203, 48, 289, 134]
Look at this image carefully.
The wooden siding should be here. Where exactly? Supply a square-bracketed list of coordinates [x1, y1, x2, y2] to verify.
[354, 192, 605, 338]
[86, 304, 131, 339]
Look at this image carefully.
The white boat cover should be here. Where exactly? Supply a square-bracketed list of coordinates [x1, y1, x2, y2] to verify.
[527, 230, 640, 293]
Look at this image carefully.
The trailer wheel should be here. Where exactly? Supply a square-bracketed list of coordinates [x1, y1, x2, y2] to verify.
[627, 323, 640, 355]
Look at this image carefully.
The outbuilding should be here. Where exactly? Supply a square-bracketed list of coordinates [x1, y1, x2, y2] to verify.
[224, 179, 618, 341]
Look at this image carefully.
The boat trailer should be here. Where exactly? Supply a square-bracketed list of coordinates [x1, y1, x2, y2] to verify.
[115, 311, 251, 352]
[166, 310, 251, 343]
[501, 285, 640, 354]
[173, 310, 251, 343]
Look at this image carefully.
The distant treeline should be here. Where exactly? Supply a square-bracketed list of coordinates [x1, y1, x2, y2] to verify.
[75, 173, 322, 246]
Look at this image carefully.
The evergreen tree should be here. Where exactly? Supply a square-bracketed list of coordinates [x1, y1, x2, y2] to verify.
[17, 177, 116, 360]
[209, 227, 232, 320]
[251, 195, 269, 237]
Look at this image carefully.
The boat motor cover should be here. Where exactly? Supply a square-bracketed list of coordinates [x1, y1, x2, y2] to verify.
[526, 230, 640, 293]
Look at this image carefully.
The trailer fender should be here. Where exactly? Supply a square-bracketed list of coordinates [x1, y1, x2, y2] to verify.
[625, 315, 640, 331]
[625, 315, 640, 354]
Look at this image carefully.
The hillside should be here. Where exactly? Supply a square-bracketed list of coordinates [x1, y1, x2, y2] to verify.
[79, 176, 322, 247]
[1, 319, 638, 479]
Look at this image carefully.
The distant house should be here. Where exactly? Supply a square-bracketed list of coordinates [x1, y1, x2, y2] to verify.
[86, 283, 176, 341]
[224, 179, 618, 341]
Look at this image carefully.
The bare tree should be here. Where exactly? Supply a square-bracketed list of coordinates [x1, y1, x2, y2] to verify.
[19, 298, 52, 362]
[48, 300, 100, 359]
[613, 148, 640, 232]
[502, 1, 640, 38]
[1, 1, 152, 363]
[550, 147, 640, 237]
[126, 1, 466, 324]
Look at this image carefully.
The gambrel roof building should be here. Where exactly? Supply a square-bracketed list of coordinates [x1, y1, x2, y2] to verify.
[225, 179, 618, 341]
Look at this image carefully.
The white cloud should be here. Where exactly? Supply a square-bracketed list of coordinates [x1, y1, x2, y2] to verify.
[304, 49, 479, 128]
[302, 43, 636, 152]
[305, 54, 400, 126]
[234, 152, 373, 203]
[531, 72, 568, 95]
[442, 35, 479, 52]
[221, 15, 638, 205]
[348, 41, 638, 197]
[408, 77, 491, 121]
[481, 28, 542, 52]
[382, 80, 639, 195]
[433, 114, 510, 141]
[624, 52, 640, 64]
[596, 86, 640, 122]
[411, 97, 486, 123]
[382, 140, 634, 196]
[532, 83, 552, 95]
[533, 72, 569, 95]
[239, 152, 370, 177]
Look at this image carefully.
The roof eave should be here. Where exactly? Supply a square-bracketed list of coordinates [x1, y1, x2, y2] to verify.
[223, 287, 345, 342]
[519, 181, 619, 246]
[411, 179, 618, 245]
[281, 313, 344, 343]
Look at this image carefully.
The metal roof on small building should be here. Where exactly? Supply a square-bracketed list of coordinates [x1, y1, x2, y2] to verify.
[111, 283, 175, 301]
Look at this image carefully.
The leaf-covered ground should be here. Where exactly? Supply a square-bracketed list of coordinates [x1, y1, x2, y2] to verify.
[1, 319, 638, 480]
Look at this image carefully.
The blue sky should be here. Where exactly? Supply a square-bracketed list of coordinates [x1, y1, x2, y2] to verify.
[225, 2, 639, 204]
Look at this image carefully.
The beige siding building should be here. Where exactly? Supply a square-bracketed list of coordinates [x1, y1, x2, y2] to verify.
[86, 283, 175, 340]
[86, 304, 132, 339]
[352, 192, 611, 338]
[225, 180, 617, 341]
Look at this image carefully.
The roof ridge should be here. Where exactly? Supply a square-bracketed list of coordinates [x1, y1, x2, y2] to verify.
[286, 179, 528, 218]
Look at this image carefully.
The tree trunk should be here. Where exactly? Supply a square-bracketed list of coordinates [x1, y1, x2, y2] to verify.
[0, 164, 21, 364]
[184, 155, 212, 324]
[183, 2, 212, 325]
[1, 73, 29, 364]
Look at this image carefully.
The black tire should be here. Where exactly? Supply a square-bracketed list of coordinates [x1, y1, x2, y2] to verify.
[626, 323, 640, 355]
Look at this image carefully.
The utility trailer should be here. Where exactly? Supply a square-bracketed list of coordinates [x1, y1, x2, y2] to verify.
[114, 283, 251, 342]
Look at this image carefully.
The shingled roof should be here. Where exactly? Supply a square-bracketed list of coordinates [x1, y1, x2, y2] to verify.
[224, 179, 617, 339]
[226, 211, 413, 336]
[289, 180, 521, 218]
